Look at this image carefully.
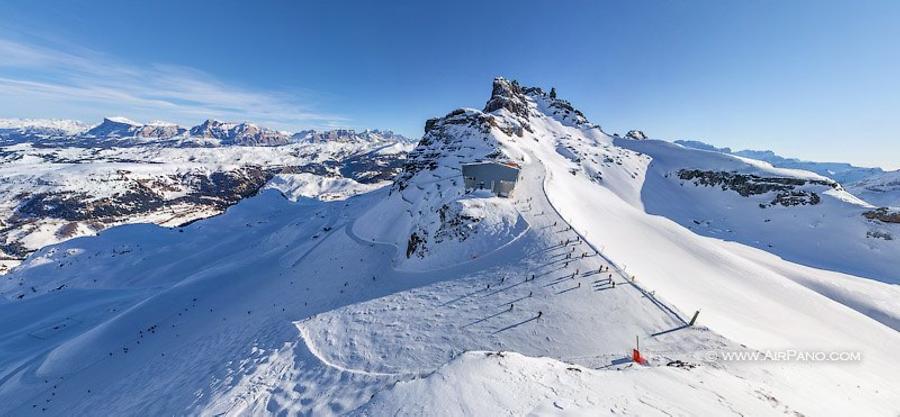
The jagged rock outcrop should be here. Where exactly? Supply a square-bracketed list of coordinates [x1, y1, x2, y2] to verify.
[625, 130, 647, 140]
[482, 78, 592, 129]
[483, 77, 530, 119]
[396, 108, 499, 191]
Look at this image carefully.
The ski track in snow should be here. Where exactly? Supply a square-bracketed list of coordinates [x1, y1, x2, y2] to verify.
[1, 80, 898, 416]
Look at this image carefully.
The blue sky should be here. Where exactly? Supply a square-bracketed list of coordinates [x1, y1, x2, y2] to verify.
[0, 0, 897, 169]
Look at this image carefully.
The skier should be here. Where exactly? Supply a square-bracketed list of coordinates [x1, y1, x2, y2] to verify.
[537, 311, 543, 319]
[529, 291, 533, 297]
[509, 303, 514, 312]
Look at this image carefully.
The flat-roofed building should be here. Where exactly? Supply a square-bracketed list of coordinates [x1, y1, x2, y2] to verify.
[462, 161, 520, 197]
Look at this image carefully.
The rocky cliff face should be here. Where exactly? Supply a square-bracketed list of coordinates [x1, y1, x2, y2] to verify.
[483, 77, 530, 120]
[676, 169, 837, 207]
[189, 120, 290, 146]
[293, 129, 411, 145]
[135, 123, 186, 139]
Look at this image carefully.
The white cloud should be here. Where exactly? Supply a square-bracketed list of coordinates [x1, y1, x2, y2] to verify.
[0, 38, 347, 130]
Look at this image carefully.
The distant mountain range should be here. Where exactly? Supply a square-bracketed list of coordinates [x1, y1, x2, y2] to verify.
[674, 140, 886, 185]
[0, 117, 416, 272]
[674, 139, 899, 208]
[0, 117, 415, 148]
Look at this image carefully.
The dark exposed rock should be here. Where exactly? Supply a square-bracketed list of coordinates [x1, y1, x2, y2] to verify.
[14, 167, 276, 223]
[394, 109, 498, 191]
[434, 203, 481, 243]
[867, 230, 893, 240]
[625, 130, 647, 140]
[677, 169, 834, 207]
[0, 240, 29, 259]
[189, 167, 275, 205]
[340, 149, 409, 184]
[863, 207, 900, 224]
[406, 232, 423, 258]
[483, 77, 529, 119]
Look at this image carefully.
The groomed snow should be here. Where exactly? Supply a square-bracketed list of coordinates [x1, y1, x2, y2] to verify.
[0, 79, 897, 416]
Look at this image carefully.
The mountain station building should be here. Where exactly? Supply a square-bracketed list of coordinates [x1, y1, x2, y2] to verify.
[462, 161, 521, 197]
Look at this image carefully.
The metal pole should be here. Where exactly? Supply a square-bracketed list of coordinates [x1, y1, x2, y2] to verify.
[689, 310, 701, 326]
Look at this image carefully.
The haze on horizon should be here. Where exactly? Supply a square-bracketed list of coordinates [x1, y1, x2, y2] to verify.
[0, 0, 897, 170]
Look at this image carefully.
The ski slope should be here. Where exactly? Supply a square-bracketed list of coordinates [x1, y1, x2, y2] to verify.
[1, 78, 898, 416]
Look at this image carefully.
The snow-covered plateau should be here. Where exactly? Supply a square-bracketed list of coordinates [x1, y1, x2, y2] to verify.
[0, 79, 897, 416]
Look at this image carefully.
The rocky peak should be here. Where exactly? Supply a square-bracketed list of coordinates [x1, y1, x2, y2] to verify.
[625, 130, 647, 140]
[135, 123, 185, 139]
[189, 120, 289, 146]
[189, 119, 234, 138]
[483, 78, 593, 129]
[84, 117, 143, 138]
[483, 77, 530, 119]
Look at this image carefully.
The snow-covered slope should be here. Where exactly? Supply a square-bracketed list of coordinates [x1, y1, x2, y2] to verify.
[0, 129, 414, 273]
[0, 78, 897, 417]
[0, 119, 91, 143]
[848, 169, 900, 208]
[353, 351, 810, 417]
[675, 139, 887, 185]
[674, 139, 900, 209]
[354, 105, 529, 271]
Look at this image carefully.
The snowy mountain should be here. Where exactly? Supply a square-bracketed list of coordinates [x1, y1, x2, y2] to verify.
[0, 118, 92, 143]
[0, 78, 898, 417]
[292, 129, 414, 145]
[1, 117, 320, 147]
[189, 119, 291, 146]
[0, 126, 414, 273]
[83, 117, 143, 138]
[848, 169, 900, 208]
[674, 139, 900, 210]
[675, 139, 887, 186]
